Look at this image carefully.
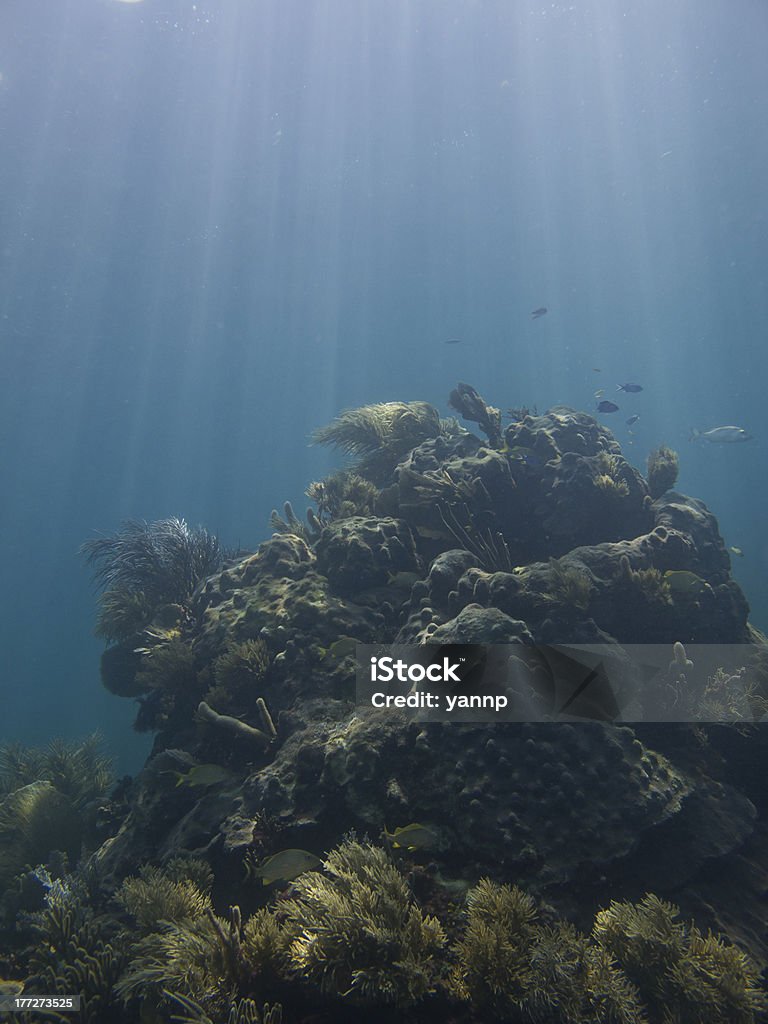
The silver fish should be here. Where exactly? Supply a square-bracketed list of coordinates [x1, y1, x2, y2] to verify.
[690, 426, 753, 444]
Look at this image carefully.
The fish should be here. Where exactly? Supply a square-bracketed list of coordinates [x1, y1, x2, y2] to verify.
[382, 823, 437, 850]
[171, 764, 232, 788]
[257, 849, 323, 885]
[320, 637, 358, 661]
[663, 570, 710, 595]
[729, 546, 744, 558]
[597, 401, 619, 413]
[505, 445, 543, 468]
[594, 389, 605, 398]
[530, 307, 548, 319]
[626, 415, 640, 426]
[592, 368, 601, 372]
[444, 338, 463, 344]
[616, 383, 643, 393]
[690, 426, 753, 444]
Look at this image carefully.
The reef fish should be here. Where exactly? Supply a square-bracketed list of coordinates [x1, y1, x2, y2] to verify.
[663, 570, 710, 595]
[617, 383, 643, 393]
[597, 401, 619, 413]
[530, 307, 548, 319]
[690, 426, 753, 444]
[320, 636, 358, 661]
[257, 849, 323, 885]
[383, 823, 437, 850]
[172, 764, 232, 788]
[626, 415, 640, 426]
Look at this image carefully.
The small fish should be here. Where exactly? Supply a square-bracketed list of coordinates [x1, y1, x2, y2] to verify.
[729, 546, 744, 558]
[690, 426, 753, 444]
[321, 637, 358, 661]
[171, 764, 232, 788]
[592, 367, 602, 372]
[257, 849, 323, 885]
[617, 383, 643, 393]
[597, 401, 619, 413]
[383, 823, 437, 851]
[594, 389, 605, 398]
[530, 307, 548, 319]
[505, 444, 543, 467]
[444, 338, 463, 344]
[663, 570, 710, 595]
[626, 415, 640, 426]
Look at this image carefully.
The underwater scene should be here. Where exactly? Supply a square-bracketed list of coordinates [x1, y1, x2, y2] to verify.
[1, 1, 768, 1022]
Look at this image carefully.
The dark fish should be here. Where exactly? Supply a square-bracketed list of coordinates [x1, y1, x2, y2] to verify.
[626, 415, 640, 425]
[597, 401, 619, 413]
[530, 307, 548, 319]
[444, 338, 463, 344]
[617, 383, 643, 393]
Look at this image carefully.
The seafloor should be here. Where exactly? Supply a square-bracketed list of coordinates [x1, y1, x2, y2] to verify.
[1, 385, 767, 1023]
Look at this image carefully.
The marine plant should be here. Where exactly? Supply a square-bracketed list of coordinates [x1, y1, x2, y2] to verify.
[168, 991, 283, 1024]
[0, 737, 112, 892]
[593, 894, 766, 1023]
[116, 905, 244, 1017]
[306, 469, 379, 522]
[0, 733, 112, 808]
[616, 556, 672, 606]
[449, 877, 539, 1016]
[82, 517, 226, 642]
[311, 400, 443, 481]
[594, 451, 631, 498]
[548, 557, 592, 611]
[438, 502, 514, 572]
[646, 446, 679, 499]
[22, 874, 127, 1024]
[280, 838, 446, 1007]
[205, 639, 270, 713]
[116, 860, 214, 934]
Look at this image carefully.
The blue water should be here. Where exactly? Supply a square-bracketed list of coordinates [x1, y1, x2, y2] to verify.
[0, 0, 766, 770]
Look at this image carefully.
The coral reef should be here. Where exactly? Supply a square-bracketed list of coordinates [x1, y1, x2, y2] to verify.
[38, 383, 768, 1018]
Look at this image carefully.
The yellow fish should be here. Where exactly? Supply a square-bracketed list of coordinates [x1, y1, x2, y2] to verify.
[257, 849, 323, 885]
[663, 570, 710, 595]
[320, 637, 358, 662]
[382, 823, 437, 851]
[170, 764, 232, 788]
